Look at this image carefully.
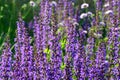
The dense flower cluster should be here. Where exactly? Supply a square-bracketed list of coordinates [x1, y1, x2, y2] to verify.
[0, 0, 120, 80]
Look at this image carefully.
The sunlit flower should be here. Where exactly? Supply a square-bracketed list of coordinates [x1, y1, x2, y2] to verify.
[105, 10, 113, 15]
[81, 3, 89, 9]
[58, 21, 64, 26]
[50, 1, 57, 6]
[80, 13, 88, 19]
[73, 22, 79, 26]
[104, 2, 109, 7]
[83, 30, 87, 34]
[29, 1, 36, 7]
[94, 33, 102, 38]
[87, 11, 93, 16]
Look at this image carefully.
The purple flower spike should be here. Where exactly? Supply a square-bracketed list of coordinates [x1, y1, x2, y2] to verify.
[63, 53, 73, 80]
[0, 40, 12, 80]
[12, 16, 24, 79]
[96, 0, 102, 11]
[95, 43, 109, 80]
[73, 30, 87, 80]
[13, 17, 34, 80]
[46, 1, 63, 79]
[86, 37, 95, 79]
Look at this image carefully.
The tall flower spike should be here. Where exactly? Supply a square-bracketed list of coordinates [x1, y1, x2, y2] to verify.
[37, 0, 52, 79]
[86, 37, 94, 55]
[57, 0, 64, 23]
[73, 30, 87, 80]
[0, 40, 12, 80]
[107, 27, 119, 66]
[103, 0, 111, 28]
[22, 22, 33, 80]
[96, 0, 102, 26]
[33, 16, 42, 79]
[12, 16, 24, 79]
[62, 9, 83, 79]
[65, 17, 78, 58]
[96, 0, 102, 11]
[63, 0, 75, 19]
[95, 42, 108, 80]
[108, 27, 120, 79]
[109, 0, 119, 27]
[12, 38, 22, 80]
[35, 2, 48, 79]
[47, 2, 62, 80]
[41, 0, 51, 50]
[63, 0, 69, 19]
[108, 0, 115, 27]
[62, 18, 78, 80]
[114, 0, 119, 26]
[94, 42, 110, 80]
[118, 0, 120, 22]
[86, 37, 95, 79]
[68, 1, 75, 18]
[14, 17, 34, 79]
[63, 53, 73, 80]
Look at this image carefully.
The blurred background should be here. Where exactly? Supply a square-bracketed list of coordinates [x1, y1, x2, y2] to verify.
[0, 0, 39, 52]
[0, 0, 98, 52]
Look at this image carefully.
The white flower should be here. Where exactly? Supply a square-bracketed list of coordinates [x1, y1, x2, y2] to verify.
[97, 34, 102, 37]
[58, 21, 64, 26]
[72, 18, 77, 22]
[104, 2, 109, 7]
[94, 33, 102, 38]
[105, 10, 113, 15]
[114, 27, 120, 31]
[87, 11, 93, 16]
[80, 13, 88, 19]
[83, 30, 87, 34]
[29, 1, 36, 7]
[51, 1, 57, 6]
[73, 22, 79, 26]
[81, 3, 89, 9]
[72, 2, 75, 6]
[68, 17, 72, 20]
[104, 60, 108, 63]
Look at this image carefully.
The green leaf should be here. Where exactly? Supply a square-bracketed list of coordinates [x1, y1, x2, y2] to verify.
[44, 48, 51, 62]
[104, 37, 108, 42]
[0, 6, 4, 11]
[21, 4, 27, 9]
[60, 62, 66, 70]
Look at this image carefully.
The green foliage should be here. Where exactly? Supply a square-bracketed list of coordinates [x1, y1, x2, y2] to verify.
[44, 48, 51, 62]
[60, 62, 66, 70]
[72, 68, 77, 80]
